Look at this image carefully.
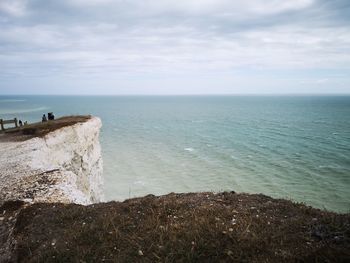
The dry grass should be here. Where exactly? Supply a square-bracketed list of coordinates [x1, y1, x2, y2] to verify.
[0, 115, 91, 141]
[2, 192, 349, 262]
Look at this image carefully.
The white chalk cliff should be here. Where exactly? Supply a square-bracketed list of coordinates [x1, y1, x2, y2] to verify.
[0, 117, 103, 205]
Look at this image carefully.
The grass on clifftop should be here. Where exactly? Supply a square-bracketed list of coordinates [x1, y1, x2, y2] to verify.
[3, 192, 349, 262]
[0, 115, 91, 141]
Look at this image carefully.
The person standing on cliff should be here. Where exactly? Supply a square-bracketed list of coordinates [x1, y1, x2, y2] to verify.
[42, 114, 47, 122]
[48, 112, 55, 121]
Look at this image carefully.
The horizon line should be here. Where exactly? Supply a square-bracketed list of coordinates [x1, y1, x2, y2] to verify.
[1, 93, 350, 97]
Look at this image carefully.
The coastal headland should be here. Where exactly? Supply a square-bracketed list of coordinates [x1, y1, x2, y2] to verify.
[0, 116, 349, 262]
[0, 115, 103, 206]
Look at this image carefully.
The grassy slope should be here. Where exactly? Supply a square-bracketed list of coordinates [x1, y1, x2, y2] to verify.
[0, 115, 91, 141]
[2, 192, 349, 262]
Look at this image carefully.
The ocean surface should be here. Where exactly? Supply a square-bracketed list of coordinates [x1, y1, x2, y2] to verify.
[0, 95, 349, 212]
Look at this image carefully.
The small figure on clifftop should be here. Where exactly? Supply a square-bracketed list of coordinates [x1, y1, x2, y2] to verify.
[48, 112, 55, 121]
[19, 120, 23, 127]
[42, 114, 47, 122]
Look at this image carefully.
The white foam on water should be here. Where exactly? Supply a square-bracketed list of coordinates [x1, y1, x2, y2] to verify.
[318, 165, 341, 169]
[184, 148, 194, 152]
[134, 180, 146, 186]
[0, 99, 26, 102]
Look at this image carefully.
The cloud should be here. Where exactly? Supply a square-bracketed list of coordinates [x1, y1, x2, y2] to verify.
[1, 23, 349, 82]
[64, 0, 315, 16]
[154, 0, 314, 15]
[246, 0, 314, 14]
[0, 0, 27, 17]
[67, 0, 117, 7]
[0, 0, 349, 94]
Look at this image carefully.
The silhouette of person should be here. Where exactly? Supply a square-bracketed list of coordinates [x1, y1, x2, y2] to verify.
[48, 112, 55, 121]
[42, 114, 47, 122]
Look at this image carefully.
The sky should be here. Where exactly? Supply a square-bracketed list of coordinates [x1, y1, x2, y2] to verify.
[0, 0, 350, 95]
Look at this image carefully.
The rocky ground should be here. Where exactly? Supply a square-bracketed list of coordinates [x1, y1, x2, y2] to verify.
[1, 192, 349, 262]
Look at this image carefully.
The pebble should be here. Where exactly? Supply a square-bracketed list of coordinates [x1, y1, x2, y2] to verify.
[138, 250, 144, 256]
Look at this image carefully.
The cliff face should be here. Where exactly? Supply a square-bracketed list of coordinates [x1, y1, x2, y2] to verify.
[0, 116, 103, 205]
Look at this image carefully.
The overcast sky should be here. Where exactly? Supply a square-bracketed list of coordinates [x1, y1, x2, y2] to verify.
[0, 0, 350, 95]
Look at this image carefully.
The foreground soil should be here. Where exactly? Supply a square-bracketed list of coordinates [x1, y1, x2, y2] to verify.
[1, 192, 349, 262]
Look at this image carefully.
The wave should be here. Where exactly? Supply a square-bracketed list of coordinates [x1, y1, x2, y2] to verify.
[0, 99, 26, 103]
[318, 165, 342, 170]
[184, 148, 194, 152]
[133, 180, 146, 186]
[0, 106, 49, 114]
[191, 120, 205, 123]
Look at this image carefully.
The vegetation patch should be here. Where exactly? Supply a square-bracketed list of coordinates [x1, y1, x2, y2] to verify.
[2, 192, 349, 262]
[0, 116, 91, 141]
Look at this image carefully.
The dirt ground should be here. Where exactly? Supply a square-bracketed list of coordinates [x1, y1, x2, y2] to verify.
[1, 192, 349, 262]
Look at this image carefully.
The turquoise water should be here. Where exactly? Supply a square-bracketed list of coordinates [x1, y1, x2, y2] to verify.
[0, 95, 349, 212]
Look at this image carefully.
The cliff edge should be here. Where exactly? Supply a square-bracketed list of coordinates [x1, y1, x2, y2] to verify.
[1, 192, 349, 262]
[0, 116, 103, 205]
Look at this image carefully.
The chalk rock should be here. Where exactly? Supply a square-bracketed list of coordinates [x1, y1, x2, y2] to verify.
[0, 117, 104, 205]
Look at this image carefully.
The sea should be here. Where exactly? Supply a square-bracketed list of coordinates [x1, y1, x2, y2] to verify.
[0, 95, 349, 213]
